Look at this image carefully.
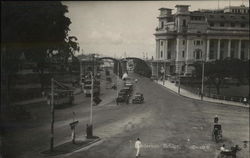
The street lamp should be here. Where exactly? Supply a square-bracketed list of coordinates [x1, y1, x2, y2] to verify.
[86, 54, 95, 138]
[201, 60, 205, 100]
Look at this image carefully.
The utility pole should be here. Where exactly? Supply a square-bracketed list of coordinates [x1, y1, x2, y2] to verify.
[117, 62, 119, 97]
[86, 55, 95, 138]
[90, 72, 93, 125]
[201, 61, 205, 100]
[178, 67, 181, 94]
[50, 78, 55, 151]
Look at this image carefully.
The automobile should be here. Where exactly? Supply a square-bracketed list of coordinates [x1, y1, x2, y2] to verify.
[116, 93, 129, 104]
[150, 75, 157, 81]
[124, 85, 133, 93]
[83, 85, 100, 97]
[47, 91, 74, 107]
[119, 88, 131, 96]
[132, 93, 144, 104]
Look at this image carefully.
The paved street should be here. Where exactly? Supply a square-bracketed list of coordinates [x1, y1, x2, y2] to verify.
[3, 71, 249, 158]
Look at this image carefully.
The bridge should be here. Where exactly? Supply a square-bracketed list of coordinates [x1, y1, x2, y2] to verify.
[78, 55, 153, 79]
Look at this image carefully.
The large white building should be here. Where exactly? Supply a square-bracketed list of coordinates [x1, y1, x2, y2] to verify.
[153, 5, 249, 76]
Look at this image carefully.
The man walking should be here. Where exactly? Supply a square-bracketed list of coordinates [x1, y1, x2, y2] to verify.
[135, 138, 142, 157]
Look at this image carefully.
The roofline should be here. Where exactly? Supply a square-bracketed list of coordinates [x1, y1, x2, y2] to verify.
[159, 8, 173, 10]
[175, 5, 190, 7]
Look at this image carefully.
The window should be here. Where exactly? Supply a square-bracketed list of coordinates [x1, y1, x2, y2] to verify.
[161, 41, 163, 46]
[220, 23, 224, 27]
[182, 51, 185, 57]
[210, 23, 214, 27]
[167, 51, 171, 59]
[194, 49, 202, 59]
[241, 51, 244, 59]
[183, 19, 186, 26]
[242, 43, 245, 48]
[196, 40, 201, 45]
[183, 40, 185, 45]
[160, 51, 163, 58]
[161, 21, 164, 28]
[231, 23, 235, 27]
[241, 23, 246, 28]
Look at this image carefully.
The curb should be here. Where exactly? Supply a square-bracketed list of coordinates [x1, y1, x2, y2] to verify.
[154, 81, 249, 108]
[41, 138, 102, 157]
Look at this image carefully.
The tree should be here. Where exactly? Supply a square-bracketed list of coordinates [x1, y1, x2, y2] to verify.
[1, 1, 73, 105]
[193, 58, 249, 95]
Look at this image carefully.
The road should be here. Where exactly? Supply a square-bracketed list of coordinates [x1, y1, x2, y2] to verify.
[3, 71, 249, 158]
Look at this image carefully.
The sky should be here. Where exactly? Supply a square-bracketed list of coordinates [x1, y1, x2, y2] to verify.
[63, 0, 249, 59]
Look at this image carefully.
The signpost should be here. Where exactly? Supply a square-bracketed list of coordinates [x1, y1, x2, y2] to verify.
[69, 112, 79, 144]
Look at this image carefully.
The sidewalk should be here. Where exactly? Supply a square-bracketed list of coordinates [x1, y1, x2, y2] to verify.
[155, 80, 249, 108]
[41, 137, 101, 157]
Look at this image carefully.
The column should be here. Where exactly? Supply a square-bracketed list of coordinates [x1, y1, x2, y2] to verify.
[176, 38, 180, 73]
[185, 39, 190, 74]
[228, 39, 231, 57]
[156, 40, 159, 59]
[217, 39, 220, 60]
[165, 39, 168, 60]
[238, 40, 241, 59]
[206, 39, 210, 61]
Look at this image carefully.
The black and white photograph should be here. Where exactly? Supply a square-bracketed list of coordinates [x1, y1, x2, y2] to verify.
[1, 1, 249, 158]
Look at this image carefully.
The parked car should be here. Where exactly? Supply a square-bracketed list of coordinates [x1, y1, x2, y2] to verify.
[116, 93, 129, 104]
[132, 93, 144, 104]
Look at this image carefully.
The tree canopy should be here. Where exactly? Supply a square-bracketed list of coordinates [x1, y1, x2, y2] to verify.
[193, 58, 249, 94]
[2, 1, 73, 73]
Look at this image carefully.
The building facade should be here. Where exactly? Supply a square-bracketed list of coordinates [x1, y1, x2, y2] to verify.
[153, 5, 249, 77]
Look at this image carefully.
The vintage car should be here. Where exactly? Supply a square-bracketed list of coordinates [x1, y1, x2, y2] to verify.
[132, 93, 144, 104]
[47, 91, 74, 107]
[124, 83, 133, 92]
[119, 88, 131, 96]
[116, 93, 129, 104]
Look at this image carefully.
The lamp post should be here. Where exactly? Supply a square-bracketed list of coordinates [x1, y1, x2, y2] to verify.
[50, 78, 54, 151]
[117, 61, 119, 97]
[201, 60, 204, 100]
[86, 55, 95, 138]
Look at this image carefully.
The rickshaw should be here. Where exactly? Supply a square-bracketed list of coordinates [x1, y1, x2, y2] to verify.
[132, 93, 144, 104]
[219, 145, 241, 158]
[212, 124, 222, 143]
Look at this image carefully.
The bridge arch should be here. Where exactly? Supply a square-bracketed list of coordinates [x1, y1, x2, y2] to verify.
[97, 57, 123, 77]
[121, 57, 152, 78]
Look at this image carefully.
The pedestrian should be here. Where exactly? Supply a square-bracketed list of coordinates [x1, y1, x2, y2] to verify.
[135, 138, 142, 157]
[135, 78, 138, 83]
[214, 115, 219, 124]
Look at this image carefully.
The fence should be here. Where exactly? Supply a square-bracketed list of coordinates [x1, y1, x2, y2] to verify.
[181, 85, 249, 104]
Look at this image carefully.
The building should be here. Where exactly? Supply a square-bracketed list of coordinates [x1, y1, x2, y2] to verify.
[153, 5, 249, 77]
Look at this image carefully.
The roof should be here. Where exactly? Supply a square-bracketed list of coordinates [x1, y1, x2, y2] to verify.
[175, 5, 190, 7]
[205, 13, 249, 22]
[159, 8, 172, 10]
